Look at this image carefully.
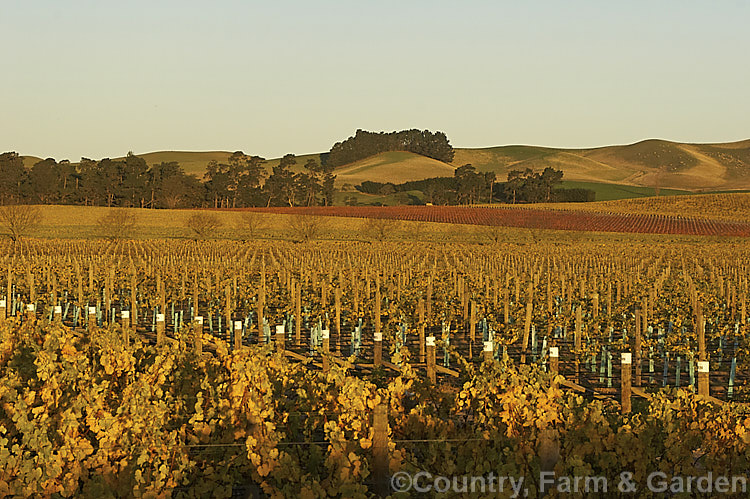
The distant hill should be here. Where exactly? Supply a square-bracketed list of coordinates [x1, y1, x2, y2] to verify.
[453, 139, 750, 191]
[18, 138, 750, 194]
[333, 151, 456, 188]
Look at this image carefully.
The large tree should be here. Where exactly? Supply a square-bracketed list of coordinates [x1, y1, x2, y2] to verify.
[0, 152, 26, 203]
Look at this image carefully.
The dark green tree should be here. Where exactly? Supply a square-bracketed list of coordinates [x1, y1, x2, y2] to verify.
[0, 152, 27, 203]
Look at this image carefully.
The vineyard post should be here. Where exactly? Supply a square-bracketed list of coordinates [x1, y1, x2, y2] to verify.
[52, 305, 61, 323]
[469, 300, 476, 353]
[483, 340, 493, 363]
[275, 324, 285, 352]
[121, 310, 130, 345]
[156, 313, 165, 345]
[194, 316, 203, 355]
[621, 352, 632, 414]
[224, 285, 232, 342]
[634, 308, 642, 386]
[592, 292, 599, 319]
[322, 329, 330, 372]
[574, 306, 582, 383]
[25, 303, 35, 324]
[372, 403, 389, 497]
[426, 277, 433, 320]
[335, 287, 342, 355]
[295, 282, 302, 344]
[87, 306, 97, 331]
[520, 301, 532, 364]
[374, 331, 383, 367]
[5, 266, 11, 317]
[256, 289, 264, 345]
[426, 336, 436, 383]
[0, 299, 6, 324]
[697, 303, 709, 396]
[234, 321, 243, 350]
[418, 297, 425, 363]
[550, 346, 559, 374]
[503, 286, 509, 324]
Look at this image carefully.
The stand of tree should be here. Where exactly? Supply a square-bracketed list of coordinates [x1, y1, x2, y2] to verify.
[0, 151, 336, 209]
[326, 129, 454, 167]
[355, 166, 595, 205]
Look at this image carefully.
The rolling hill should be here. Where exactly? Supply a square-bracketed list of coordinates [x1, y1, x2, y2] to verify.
[17, 138, 750, 196]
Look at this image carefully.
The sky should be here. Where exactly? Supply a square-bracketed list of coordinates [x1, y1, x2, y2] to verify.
[1, 0, 748, 161]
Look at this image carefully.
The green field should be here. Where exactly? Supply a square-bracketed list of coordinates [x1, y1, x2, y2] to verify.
[559, 181, 691, 201]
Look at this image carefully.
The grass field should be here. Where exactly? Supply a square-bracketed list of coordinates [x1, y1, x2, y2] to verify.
[559, 180, 691, 200]
[9, 194, 749, 244]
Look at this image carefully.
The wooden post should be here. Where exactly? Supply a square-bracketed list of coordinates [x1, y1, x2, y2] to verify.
[156, 313, 165, 345]
[418, 298, 425, 363]
[121, 310, 130, 345]
[574, 305, 582, 382]
[53, 305, 62, 324]
[25, 303, 36, 323]
[0, 299, 5, 323]
[592, 292, 599, 319]
[372, 403, 389, 497]
[275, 324, 285, 352]
[697, 303, 706, 361]
[256, 290, 264, 343]
[322, 328, 330, 372]
[426, 336, 436, 383]
[549, 346, 559, 374]
[742, 293, 746, 325]
[483, 340, 493, 363]
[234, 320, 243, 350]
[374, 331, 383, 367]
[87, 306, 97, 330]
[520, 301, 533, 364]
[295, 283, 302, 343]
[469, 300, 476, 346]
[697, 360, 710, 397]
[621, 352, 632, 414]
[503, 286, 510, 324]
[194, 316, 203, 355]
[335, 287, 341, 355]
[634, 308, 642, 387]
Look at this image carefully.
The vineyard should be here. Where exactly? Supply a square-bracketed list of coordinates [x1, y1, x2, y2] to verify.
[2, 238, 750, 497]
[236, 205, 750, 237]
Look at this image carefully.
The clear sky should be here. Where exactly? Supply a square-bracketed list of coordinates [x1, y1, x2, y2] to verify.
[2, 0, 748, 161]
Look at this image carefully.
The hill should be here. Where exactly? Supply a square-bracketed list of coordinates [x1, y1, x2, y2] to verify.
[17, 138, 750, 196]
[333, 151, 456, 188]
[453, 139, 750, 191]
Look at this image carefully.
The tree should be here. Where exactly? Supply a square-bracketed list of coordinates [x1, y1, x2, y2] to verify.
[264, 154, 297, 207]
[362, 218, 396, 242]
[97, 209, 137, 240]
[0, 201, 42, 242]
[505, 170, 524, 204]
[27, 158, 60, 203]
[454, 164, 484, 204]
[288, 215, 326, 243]
[0, 152, 27, 203]
[236, 212, 266, 241]
[539, 167, 564, 202]
[186, 213, 222, 240]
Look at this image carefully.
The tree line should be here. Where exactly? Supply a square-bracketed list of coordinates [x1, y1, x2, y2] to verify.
[325, 129, 454, 167]
[0, 151, 336, 208]
[355, 166, 595, 205]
